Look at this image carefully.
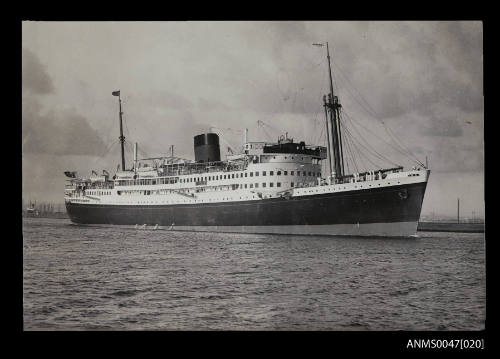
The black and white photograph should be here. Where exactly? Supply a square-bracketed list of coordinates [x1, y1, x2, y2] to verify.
[22, 21, 485, 336]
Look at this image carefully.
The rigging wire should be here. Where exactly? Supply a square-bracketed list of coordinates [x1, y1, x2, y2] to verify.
[345, 128, 369, 170]
[332, 61, 425, 167]
[342, 116, 400, 168]
[341, 111, 401, 167]
[341, 120, 392, 170]
[343, 109, 421, 168]
[342, 128, 359, 173]
[88, 140, 119, 172]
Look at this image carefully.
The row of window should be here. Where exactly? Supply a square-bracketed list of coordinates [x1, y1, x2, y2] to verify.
[238, 182, 284, 189]
[116, 182, 292, 196]
[87, 190, 111, 196]
[119, 178, 178, 186]
[117, 170, 321, 186]
[189, 170, 319, 181]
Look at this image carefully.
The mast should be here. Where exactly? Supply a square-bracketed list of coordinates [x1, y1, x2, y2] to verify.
[337, 108, 345, 175]
[315, 42, 344, 180]
[133, 142, 138, 173]
[113, 90, 126, 171]
[323, 95, 333, 179]
[326, 42, 344, 179]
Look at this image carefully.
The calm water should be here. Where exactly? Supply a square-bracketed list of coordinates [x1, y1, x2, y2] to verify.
[23, 217, 485, 330]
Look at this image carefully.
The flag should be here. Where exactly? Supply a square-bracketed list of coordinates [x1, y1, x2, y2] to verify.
[112, 90, 120, 96]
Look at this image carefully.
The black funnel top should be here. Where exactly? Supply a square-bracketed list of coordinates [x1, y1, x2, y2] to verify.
[194, 133, 221, 163]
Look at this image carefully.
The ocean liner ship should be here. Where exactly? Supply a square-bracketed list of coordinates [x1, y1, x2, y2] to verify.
[64, 43, 430, 237]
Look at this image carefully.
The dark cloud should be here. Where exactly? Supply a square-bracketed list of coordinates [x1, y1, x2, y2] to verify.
[22, 101, 108, 156]
[325, 22, 484, 120]
[22, 48, 54, 95]
[22, 48, 107, 156]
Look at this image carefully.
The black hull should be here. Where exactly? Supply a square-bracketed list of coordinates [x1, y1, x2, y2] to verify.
[66, 182, 427, 235]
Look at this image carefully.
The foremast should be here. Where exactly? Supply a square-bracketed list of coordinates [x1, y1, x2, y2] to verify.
[112, 90, 126, 171]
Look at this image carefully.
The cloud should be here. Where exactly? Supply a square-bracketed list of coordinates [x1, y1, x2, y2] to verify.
[22, 100, 108, 156]
[22, 48, 107, 156]
[315, 22, 484, 121]
[420, 115, 464, 137]
[22, 48, 54, 95]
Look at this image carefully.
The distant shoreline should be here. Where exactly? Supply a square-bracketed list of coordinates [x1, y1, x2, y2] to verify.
[417, 222, 484, 233]
[23, 213, 69, 219]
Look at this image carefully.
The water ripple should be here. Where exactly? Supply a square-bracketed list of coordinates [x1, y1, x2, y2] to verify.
[23, 217, 485, 330]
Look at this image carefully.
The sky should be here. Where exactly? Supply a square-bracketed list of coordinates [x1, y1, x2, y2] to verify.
[22, 21, 484, 218]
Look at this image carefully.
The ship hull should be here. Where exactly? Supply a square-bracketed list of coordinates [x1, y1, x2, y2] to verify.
[66, 182, 427, 237]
